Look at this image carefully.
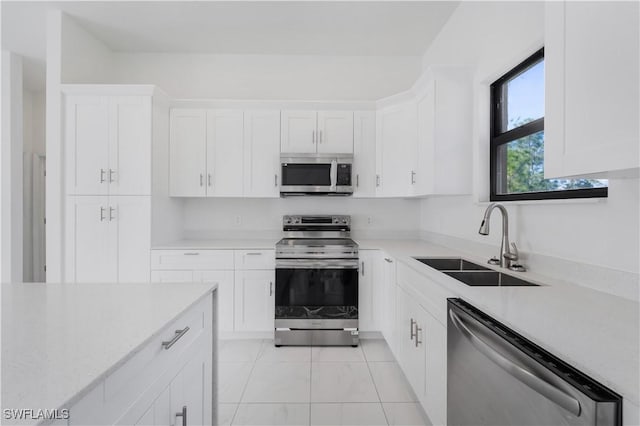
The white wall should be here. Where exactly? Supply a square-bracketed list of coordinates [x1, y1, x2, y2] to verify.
[418, 2, 639, 278]
[1, 51, 24, 282]
[110, 53, 422, 100]
[61, 14, 114, 83]
[182, 198, 421, 240]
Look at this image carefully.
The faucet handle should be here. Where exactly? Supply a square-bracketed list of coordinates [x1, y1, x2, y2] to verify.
[504, 242, 519, 261]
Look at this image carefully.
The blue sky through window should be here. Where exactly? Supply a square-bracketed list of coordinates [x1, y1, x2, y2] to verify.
[506, 60, 544, 130]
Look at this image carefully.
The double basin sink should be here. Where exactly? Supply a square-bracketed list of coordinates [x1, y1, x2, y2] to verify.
[413, 257, 539, 287]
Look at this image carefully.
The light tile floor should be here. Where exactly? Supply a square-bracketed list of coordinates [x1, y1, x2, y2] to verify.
[218, 339, 430, 426]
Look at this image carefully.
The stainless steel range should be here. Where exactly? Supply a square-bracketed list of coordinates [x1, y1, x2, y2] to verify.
[274, 215, 359, 346]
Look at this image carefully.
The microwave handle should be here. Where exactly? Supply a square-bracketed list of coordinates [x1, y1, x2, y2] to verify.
[330, 160, 338, 191]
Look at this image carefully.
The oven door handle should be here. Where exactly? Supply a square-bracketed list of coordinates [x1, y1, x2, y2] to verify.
[276, 259, 358, 269]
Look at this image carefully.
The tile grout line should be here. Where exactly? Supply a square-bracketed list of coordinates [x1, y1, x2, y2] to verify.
[229, 339, 265, 425]
[363, 343, 392, 426]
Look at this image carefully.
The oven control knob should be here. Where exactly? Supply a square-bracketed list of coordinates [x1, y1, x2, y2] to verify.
[342, 218, 348, 224]
[333, 218, 339, 224]
[294, 218, 300, 224]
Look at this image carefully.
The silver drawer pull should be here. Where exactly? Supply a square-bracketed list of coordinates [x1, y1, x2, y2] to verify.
[384, 258, 393, 263]
[246, 252, 263, 256]
[175, 405, 187, 426]
[162, 327, 190, 350]
[183, 252, 200, 256]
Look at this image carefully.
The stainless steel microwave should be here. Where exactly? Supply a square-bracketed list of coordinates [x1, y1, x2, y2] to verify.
[280, 154, 353, 196]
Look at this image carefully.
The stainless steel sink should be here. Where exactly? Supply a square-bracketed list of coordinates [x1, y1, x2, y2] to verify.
[413, 257, 490, 271]
[412, 257, 539, 287]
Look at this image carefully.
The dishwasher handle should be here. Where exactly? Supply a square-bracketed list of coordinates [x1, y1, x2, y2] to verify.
[449, 309, 582, 417]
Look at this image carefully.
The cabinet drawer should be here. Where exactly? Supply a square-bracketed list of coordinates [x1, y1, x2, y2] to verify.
[234, 250, 275, 270]
[151, 249, 234, 270]
[102, 294, 212, 403]
[151, 270, 194, 282]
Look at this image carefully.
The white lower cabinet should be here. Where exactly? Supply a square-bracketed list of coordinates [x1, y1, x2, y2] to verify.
[358, 249, 381, 332]
[397, 286, 427, 401]
[65, 195, 151, 283]
[423, 310, 447, 426]
[234, 270, 275, 332]
[68, 292, 214, 426]
[194, 270, 235, 333]
[151, 249, 275, 335]
[380, 254, 399, 357]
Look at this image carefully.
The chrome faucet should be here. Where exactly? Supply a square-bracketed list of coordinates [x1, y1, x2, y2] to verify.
[478, 203, 524, 271]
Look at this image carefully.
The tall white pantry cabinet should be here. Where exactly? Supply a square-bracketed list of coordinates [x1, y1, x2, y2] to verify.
[63, 85, 169, 283]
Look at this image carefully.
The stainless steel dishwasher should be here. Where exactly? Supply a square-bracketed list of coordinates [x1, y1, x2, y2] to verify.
[447, 298, 622, 426]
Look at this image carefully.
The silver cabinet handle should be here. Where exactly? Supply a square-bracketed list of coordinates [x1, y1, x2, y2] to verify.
[246, 252, 262, 256]
[109, 169, 116, 183]
[384, 257, 393, 263]
[376, 174, 380, 187]
[100, 168, 106, 183]
[208, 173, 212, 187]
[312, 130, 316, 144]
[275, 174, 278, 187]
[162, 327, 190, 350]
[109, 207, 116, 221]
[356, 174, 359, 188]
[199, 173, 203, 187]
[183, 252, 200, 256]
[269, 281, 273, 296]
[319, 130, 323, 143]
[100, 207, 106, 222]
[415, 323, 422, 347]
[361, 261, 364, 276]
[410, 318, 417, 341]
[449, 309, 581, 416]
[411, 170, 416, 184]
[175, 405, 187, 426]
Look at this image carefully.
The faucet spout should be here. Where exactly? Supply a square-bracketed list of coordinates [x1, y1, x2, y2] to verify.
[478, 203, 512, 268]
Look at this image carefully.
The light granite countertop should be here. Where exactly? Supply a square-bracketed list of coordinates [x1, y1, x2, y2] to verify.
[1, 282, 216, 423]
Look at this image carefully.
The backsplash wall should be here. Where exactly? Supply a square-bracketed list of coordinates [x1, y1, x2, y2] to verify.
[182, 198, 421, 240]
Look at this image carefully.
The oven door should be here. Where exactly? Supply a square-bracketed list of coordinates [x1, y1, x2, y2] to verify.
[275, 259, 358, 321]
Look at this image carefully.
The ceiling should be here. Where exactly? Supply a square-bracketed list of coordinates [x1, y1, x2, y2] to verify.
[2, 1, 459, 90]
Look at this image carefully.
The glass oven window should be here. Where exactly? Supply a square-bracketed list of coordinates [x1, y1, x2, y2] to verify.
[275, 268, 358, 320]
[281, 163, 331, 186]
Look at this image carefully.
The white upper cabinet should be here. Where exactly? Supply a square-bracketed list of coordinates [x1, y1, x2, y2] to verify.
[280, 110, 318, 153]
[316, 111, 354, 153]
[281, 110, 354, 154]
[353, 111, 377, 197]
[206, 110, 244, 196]
[414, 69, 472, 196]
[545, 1, 639, 178]
[66, 95, 152, 196]
[169, 109, 207, 197]
[170, 109, 244, 197]
[375, 102, 417, 197]
[243, 110, 281, 197]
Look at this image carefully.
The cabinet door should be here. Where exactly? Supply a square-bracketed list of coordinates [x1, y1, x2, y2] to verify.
[112, 196, 151, 283]
[234, 270, 275, 332]
[406, 300, 427, 402]
[381, 255, 398, 355]
[353, 111, 377, 197]
[280, 110, 318, 154]
[358, 250, 378, 332]
[151, 270, 194, 282]
[109, 96, 152, 196]
[317, 111, 354, 154]
[65, 95, 110, 196]
[65, 196, 116, 283]
[545, 1, 639, 178]
[170, 109, 207, 196]
[194, 270, 235, 333]
[424, 311, 447, 426]
[244, 110, 280, 197]
[171, 355, 206, 426]
[206, 110, 244, 196]
[415, 82, 436, 196]
[376, 103, 417, 197]
[153, 386, 171, 426]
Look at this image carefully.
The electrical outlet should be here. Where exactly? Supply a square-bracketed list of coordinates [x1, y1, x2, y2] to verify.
[367, 216, 372, 225]
[235, 215, 242, 225]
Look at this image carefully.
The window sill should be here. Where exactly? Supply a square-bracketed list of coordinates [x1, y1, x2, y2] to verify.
[474, 197, 606, 207]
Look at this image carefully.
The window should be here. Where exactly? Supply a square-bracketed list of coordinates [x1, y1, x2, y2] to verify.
[490, 48, 607, 201]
